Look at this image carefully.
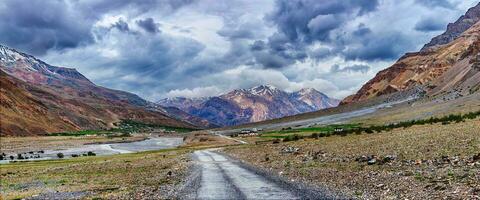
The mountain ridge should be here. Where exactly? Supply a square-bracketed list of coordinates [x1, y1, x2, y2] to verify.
[0, 44, 209, 135]
[157, 85, 339, 126]
[341, 3, 480, 105]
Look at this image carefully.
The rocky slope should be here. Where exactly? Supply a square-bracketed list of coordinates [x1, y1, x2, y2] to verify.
[422, 3, 480, 51]
[342, 3, 480, 104]
[158, 85, 339, 126]
[0, 45, 201, 136]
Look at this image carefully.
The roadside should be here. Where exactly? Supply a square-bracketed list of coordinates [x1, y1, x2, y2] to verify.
[222, 119, 480, 199]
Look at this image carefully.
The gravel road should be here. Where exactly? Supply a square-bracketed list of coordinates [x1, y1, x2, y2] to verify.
[178, 149, 341, 199]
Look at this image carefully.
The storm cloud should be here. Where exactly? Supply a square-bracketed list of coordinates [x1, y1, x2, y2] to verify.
[136, 18, 161, 33]
[0, 0, 476, 100]
[415, 17, 447, 32]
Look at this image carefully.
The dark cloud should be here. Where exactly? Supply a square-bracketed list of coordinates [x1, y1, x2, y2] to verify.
[250, 40, 266, 51]
[267, 0, 379, 42]
[309, 48, 332, 60]
[330, 64, 370, 73]
[414, 17, 446, 32]
[217, 22, 259, 40]
[341, 31, 413, 61]
[0, 0, 193, 56]
[0, 0, 94, 55]
[78, 0, 194, 16]
[415, 0, 454, 9]
[353, 23, 372, 36]
[112, 19, 130, 32]
[136, 18, 161, 33]
[251, 0, 381, 68]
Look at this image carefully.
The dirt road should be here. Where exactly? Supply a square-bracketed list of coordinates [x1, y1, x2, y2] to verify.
[178, 149, 340, 199]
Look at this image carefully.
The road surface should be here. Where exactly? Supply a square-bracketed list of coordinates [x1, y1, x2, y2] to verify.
[179, 149, 338, 199]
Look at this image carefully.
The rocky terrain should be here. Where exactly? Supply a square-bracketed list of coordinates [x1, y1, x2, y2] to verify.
[422, 3, 480, 50]
[0, 45, 207, 136]
[158, 85, 339, 126]
[224, 119, 480, 199]
[342, 3, 480, 104]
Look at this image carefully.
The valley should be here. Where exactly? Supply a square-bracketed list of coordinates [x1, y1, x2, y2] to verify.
[1, 1, 480, 200]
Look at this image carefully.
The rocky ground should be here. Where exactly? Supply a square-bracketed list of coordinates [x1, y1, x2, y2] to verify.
[223, 119, 480, 199]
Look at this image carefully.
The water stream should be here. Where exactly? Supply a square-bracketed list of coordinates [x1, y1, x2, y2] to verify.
[0, 137, 183, 164]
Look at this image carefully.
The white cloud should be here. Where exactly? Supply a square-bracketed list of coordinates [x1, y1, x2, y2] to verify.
[165, 86, 222, 98]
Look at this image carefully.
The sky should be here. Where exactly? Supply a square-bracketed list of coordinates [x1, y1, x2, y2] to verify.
[0, 0, 477, 101]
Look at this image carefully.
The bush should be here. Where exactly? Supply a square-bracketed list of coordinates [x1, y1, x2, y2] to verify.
[17, 154, 24, 160]
[87, 151, 96, 156]
[283, 134, 302, 142]
[364, 129, 374, 134]
[57, 153, 64, 158]
[310, 133, 320, 139]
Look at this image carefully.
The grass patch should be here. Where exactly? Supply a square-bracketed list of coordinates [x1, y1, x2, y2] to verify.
[260, 124, 360, 139]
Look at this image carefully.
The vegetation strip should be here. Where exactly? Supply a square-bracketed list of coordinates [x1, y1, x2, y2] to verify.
[259, 110, 480, 141]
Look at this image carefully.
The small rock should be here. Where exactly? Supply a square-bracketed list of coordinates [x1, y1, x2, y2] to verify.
[415, 160, 422, 165]
[281, 146, 300, 154]
[356, 155, 369, 162]
[472, 153, 480, 162]
[368, 159, 377, 165]
[383, 155, 397, 163]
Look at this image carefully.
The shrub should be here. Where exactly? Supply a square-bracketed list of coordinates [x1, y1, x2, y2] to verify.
[87, 151, 96, 156]
[57, 153, 64, 158]
[364, 129, 374, 134]
[283, 134, 302, 142]
[17, 154, 24, 160]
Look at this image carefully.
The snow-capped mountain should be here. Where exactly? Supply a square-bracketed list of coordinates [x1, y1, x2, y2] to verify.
[157, 85, 340, 126]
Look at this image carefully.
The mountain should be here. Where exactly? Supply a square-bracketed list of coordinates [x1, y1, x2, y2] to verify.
[157, 85, 339, 126]
[158, 97, 208, 111]
[421, 3, 480, 51]
[0, 45, 203, 136]
[342, 3, 480, 104]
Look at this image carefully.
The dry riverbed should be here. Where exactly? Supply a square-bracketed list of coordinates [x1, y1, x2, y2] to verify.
[223, 119, 480, 199]
[0, 135, 147, 154]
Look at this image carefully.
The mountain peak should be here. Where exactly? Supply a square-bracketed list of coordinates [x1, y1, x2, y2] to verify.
[297, 88, 318, 94]
[249, 84, 281, 96]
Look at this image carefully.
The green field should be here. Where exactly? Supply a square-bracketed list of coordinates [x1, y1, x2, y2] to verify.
[260, 124, 361, 138]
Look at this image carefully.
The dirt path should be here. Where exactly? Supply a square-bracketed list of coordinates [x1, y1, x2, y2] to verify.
[178, 149, 339, 199]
